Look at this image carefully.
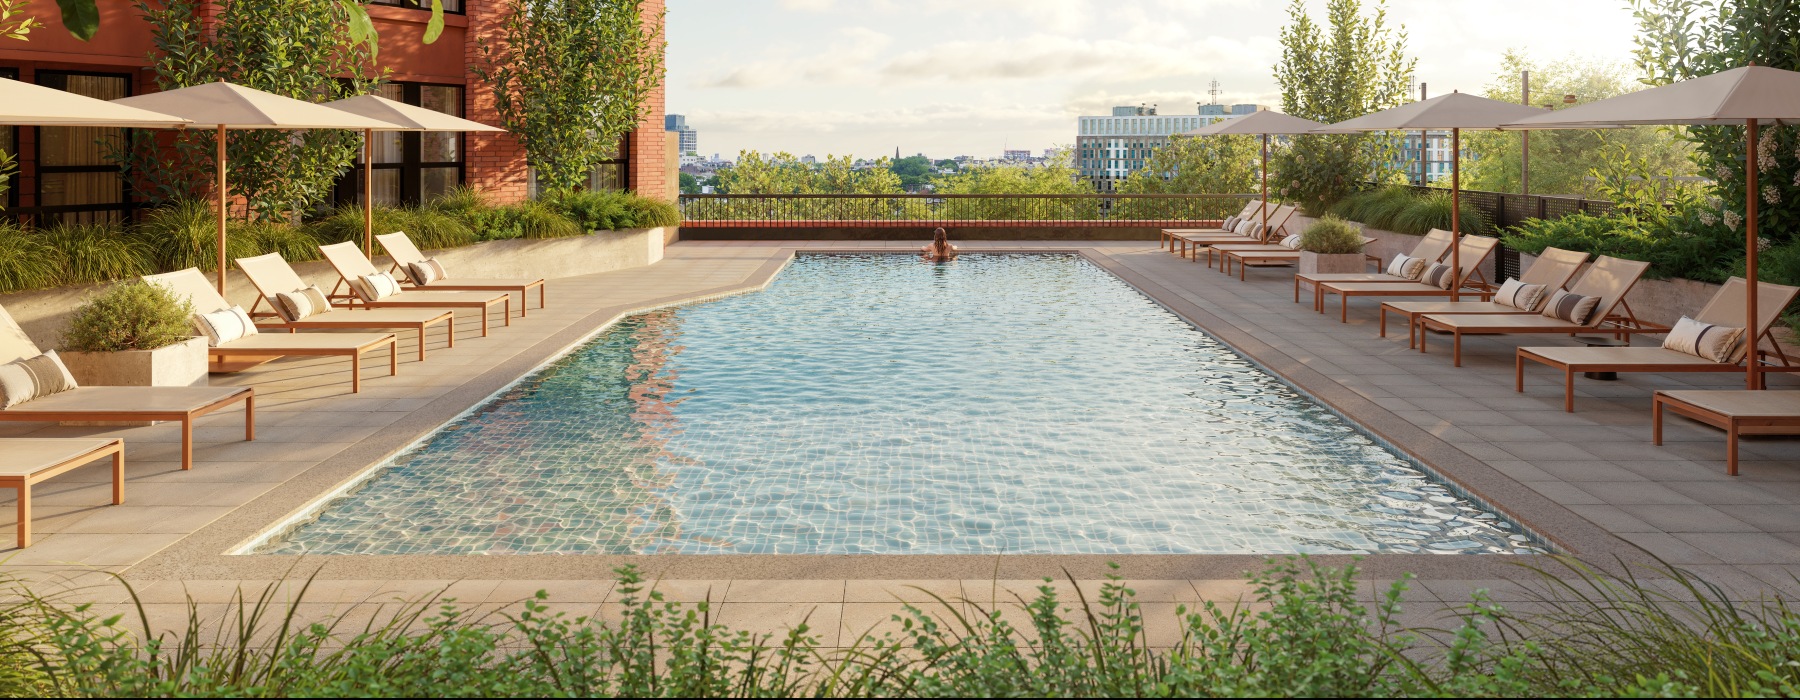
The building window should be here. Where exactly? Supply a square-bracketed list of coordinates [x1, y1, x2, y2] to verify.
[367, 0, 464, 13]
[529, 136, 628, 197]
[34, 71, 132, 225]
[335, 82, 465, 207]
[0, 67, 15, 211]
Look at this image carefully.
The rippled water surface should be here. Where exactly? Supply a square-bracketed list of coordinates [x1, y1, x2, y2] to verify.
[263, 254, 1540, 555]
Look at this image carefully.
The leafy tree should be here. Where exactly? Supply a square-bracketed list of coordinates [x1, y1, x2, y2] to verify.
[1114, 134, 1263, 220]
[1463, 50, 1695, 197]
[113, 0, 381, 219]
[476, 0, 665, 195]
[889, 155, 935, 188]
[933, 150, 1098, 219]
[678, 172, 699, 194]
[1633, 0, 1800, 243]
[1271, 0, 1416, 214]
[44, 0, 413, 55]
[713, 151, 902, 195]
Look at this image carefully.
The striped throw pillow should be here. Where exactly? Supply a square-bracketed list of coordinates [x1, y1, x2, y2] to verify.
[275, 285, 332, 322]
[1280, 234, 1303, 250]
[352, 272, 403, 302]
[0, 351, 79, 409]
[1221, 215, 1240, 230]
[406, 259, 448, 286]
[1540, 289, 1601, 324]
[195, 306, 259, 347]
[1385, 254, 1427, 280]
[1235, 219, 1256, 236]
[1494, 278, 1549, 311]
[1662, 316, 1746, 363]
[1420, 263, 1456, 290]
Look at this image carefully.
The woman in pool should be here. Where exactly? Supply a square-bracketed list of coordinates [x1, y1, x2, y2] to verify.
[921, 228, 959, 261]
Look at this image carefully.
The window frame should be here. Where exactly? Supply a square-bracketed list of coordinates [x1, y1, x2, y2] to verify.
[30, 69, 135, 226]
[366, 0, 465, 15]
[0, 66, 16, 211]
[335, 81, 467, 208]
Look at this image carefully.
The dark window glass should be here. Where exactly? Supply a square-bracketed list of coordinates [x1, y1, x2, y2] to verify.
[368, 0, 462, 14]
[35, 72, 131, 225]
[336, 82, 465, 208]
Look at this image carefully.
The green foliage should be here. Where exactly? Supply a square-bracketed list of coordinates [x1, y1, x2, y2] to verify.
[889, 155, 935, 188]
[1300, 216, 1366, 254]
[1633, 0, 1800, 245]
[0, 223, 62, 293]
[40, 222, 154, 285]
[61, 281, 195, 352]
[1114, 135, 1262, 220]
[512, 200, 585, 239]
[1463, 50, 1695, 197]
[1332, 186, 1488, 236]
[1503, 210, 1742, 282]
[115, 0, 380, 219]
[715, 151, 904, 195]
[475, 0, 665, 195]
[136, 199, 260, 273]
[546, 190, 683, 231]
[10, 557, 1800, 697]
[1272, 0, 1416, 213]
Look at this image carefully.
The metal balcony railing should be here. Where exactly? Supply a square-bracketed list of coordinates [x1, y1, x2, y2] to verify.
[677, 193, 1255, 227]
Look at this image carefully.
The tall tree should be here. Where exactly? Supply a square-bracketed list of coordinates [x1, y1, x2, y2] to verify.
[1633, 0, 1800, 242]
[1115, 134, 1263, 220]
[114, 0, 381, 219]
[477, 0, 666, 196]
[1270, 0, 1415, 213]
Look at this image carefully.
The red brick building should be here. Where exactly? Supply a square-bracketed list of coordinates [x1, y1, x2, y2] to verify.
[0, 0, 668, 223]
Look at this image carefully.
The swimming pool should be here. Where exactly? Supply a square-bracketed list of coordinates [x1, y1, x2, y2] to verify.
[257, 253, 1541, 556]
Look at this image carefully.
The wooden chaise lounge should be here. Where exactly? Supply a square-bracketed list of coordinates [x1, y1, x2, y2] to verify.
[1170, 203, 1292, 260]
[1195, 206, 1304, 266]
[318, 242, 511, 337]
[1219, 234, 1379, 281]
[377, 232, 546, 317]
[1516, 277, 1800, 411]
[1380, 247, 1591, 345]
[1292, 228, 1456, 303]
[1, 438, 123, 548]
[1161, 200, 1262, 253]
[237, 253, 454, 362]
[1415, 257, 1655, 367]
[1312, 235, 1502, 321]
[0, 306, 253, 471]
[1654, 390, 1800, 475]
[145, 269, 399, 394]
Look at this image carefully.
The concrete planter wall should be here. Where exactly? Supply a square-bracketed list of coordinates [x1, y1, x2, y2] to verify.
[1299, 252, 1368, 275]
[59, 336, 209, 388]
[0, 227, 667, 352]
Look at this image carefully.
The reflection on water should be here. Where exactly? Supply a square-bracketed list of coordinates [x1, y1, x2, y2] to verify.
[264, 254, 1541, 555]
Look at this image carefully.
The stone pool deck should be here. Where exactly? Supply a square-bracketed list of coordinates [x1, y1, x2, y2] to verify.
[2, 239, 1797, 644]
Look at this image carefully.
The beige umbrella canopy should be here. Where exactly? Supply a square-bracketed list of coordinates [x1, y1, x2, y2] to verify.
[1504, 66, 1800, 390]
[112, 82, 398, 294]
[1315, 93, 1551, 300]
[323, 95, 505, 258]
[1186, 110, 1327, 231]
[0, 77, 191, 127]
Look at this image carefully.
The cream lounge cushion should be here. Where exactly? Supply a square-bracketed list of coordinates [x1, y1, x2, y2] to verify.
[0, 438, 118, 477]
[1421, 263, 1456, 290]
[1541, 289, 1601, 324]
[0, 351, 78, 409]
[406, 259, 448, 286]
[275, 285, 332, 322]
[1525, 346, 1728, 368]
[1385, 254, 1427, 280]
[0, 385, 246, 415]
[352, 272, 403, 302]
[1494, 278, 1549, 311]
[195, 306, 258, 346]
[1662, 316, 1746, 363]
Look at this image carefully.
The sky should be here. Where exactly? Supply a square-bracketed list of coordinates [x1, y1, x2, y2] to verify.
[665, 0, 1644, 161]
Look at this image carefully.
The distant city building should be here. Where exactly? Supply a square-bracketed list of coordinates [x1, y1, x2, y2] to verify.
[1076, 103, 1269, 191]
[800, 154, 818, 165]
[1397, 130, 1455, 184]
[1002, 149, 1033, 161]
[665, 114, 699, 155]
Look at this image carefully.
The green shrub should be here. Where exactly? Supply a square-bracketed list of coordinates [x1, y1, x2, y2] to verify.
[1299, 216, 1365, 254]
[40, 222, 154, 285]
[1389, 191, 1489, 236]
[622, 194, 682, 228]
[235, 220, 323, 264]
[1503, 211, 1742, 282]
[403, 208, 478, 250]
[137, 199, 262, 272]
[547, 190, 682, 231]
[425, 185, 489, 216]
[61, 281, 195, 352]
[0, 223, 65, 293]
[512, 200, 584, 239]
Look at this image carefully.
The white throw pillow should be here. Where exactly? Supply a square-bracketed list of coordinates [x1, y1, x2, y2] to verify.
[1385, 254, 1427, 280]
[1420, 263, 1457, 290]
[407, 259, 448, 286]
[353, 272, 403, 302]
[1494, 278, 1549, 311]
[1540, 289, 1602, 325]
[275, 285, 332, 322]
[1221, 215, 1240, 230]
[1663, 316, 1746, 363]
[1279, 234, 1303, 250]
[0, 351, 78, 409]
[195, 306, 258, 347]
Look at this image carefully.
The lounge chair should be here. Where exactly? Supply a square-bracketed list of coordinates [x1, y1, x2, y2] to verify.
[1654, 390, 1800, 475]
[237, 253, 454, 362]
[1380, 247, 1591, 344]
[145, 269, 398, 394]
[376, 232, 546, 317]
[2, 438, 123, 548]
[1195, 205, 1303, 264]
[1312, 235, 1503, 321]
[1292, 228, 1457, 303]
[1516, 277, 1800, 411]
[1217, 234, 1379, 281]
[318, 242, 511, 337]
[1415, 256, 1655, 367]
[1167, 202, 1284, 259]
[0, 305, 253, 470]
[1161, 200, 1262, 253]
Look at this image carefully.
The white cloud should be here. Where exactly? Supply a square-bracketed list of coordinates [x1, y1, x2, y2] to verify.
[779, 0, 833, 10]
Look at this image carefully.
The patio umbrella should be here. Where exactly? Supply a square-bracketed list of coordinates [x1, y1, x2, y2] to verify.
[111, 81, 396, 295]
[1186, 110, 1326, 232]
[322, 95, 504, 258]
[1503, 65, 1800, 390]
[1314, 93, 1550, 300]
[0, 77, 191, 127]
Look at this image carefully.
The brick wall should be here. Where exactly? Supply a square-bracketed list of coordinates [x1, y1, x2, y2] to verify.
[627, 0, 669, 201]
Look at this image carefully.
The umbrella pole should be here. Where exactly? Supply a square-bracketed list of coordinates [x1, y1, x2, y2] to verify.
[1747, 120, 1761, 390]
[364, 129, 374, 259]
[1450, 127, 1461, 302]
[1261, 133, 1269, 231]
[215, 124, 227, 296]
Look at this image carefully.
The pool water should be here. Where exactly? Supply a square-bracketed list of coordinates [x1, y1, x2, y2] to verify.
[259, 253, 1540, 555]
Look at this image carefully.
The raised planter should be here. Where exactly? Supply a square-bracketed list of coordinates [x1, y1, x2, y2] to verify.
[1299, 252, 1368, 275]
[57, 336, 208, 426]
[1290, 213, 1500, 284]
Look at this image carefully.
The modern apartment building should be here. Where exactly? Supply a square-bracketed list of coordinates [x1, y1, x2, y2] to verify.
[665, 114, 699, 156]
[0, 1, 669, 224]
[1396, 130, 1456, 185]
[1075, 104, 1267, 191]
